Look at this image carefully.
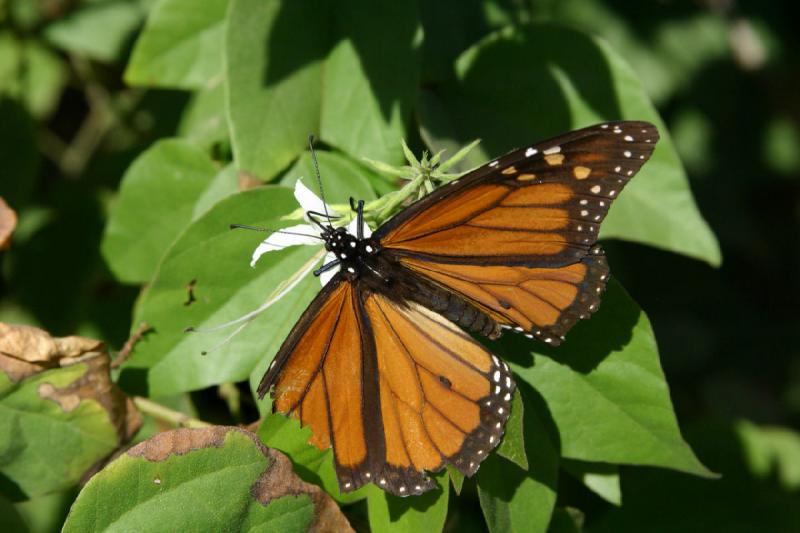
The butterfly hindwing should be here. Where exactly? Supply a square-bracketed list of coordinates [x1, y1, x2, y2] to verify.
[362, 293, 514, 494]
[399, 250, 609, 345]
[377, 121, 658, 344]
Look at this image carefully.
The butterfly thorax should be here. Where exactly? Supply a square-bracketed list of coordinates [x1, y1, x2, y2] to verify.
[323, 227, 382, 282]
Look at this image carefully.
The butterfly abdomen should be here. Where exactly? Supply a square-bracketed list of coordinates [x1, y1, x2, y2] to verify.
[367, 257, 502, 339]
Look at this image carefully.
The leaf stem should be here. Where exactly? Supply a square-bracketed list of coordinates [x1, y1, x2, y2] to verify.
[132, 397, 211, 429]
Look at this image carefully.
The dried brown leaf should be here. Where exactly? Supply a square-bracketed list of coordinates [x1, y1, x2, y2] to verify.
[0, 323, 141, 443]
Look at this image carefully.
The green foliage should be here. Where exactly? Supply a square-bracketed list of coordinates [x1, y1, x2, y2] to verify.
[62, 428, 319, 532]
[366, 473, 449, 533]
[226, 0, 327, 180]
[101, 139, 235, 283]
[477, 390, 559, 533]
[419, 25, 720, 265]
[125, 0, 229, 89]
[0, 365, 119, 500]
[43, 0, 145, 63]
[1, 0, 798, 531]
[119, 187, 323, 396]
[504, 281, 711, 476]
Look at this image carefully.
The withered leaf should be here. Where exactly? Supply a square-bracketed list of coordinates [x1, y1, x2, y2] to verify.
[0, 322, 141, 443]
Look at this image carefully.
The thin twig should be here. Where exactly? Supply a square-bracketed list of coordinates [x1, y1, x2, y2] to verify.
[58, 55, 117, 177]
[111, 321, 152, 369]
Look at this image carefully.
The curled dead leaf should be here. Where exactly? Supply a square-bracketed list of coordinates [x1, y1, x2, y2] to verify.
[0, 322, 104, 381]
[0, 323, 141, 444]
[0, 197, 16, 250]
[128, 427, 353, 532]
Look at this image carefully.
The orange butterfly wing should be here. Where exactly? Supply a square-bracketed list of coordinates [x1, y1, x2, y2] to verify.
[258, 279, 368, 469]
[258, 278, 514, 496]
[376, 121, 659, 344]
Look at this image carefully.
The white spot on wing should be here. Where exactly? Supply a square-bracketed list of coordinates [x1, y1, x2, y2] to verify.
[543, 146, 561, 155]
[525, 147, 538, 157]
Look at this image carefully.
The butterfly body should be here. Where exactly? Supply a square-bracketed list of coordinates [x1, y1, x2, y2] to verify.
[257, 121, 660, 496]
[320, 223, 504, 338]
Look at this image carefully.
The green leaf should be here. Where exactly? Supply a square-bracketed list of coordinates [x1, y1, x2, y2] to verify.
[0, 34, 68, 118]
[562, 460, 621, 506]
[118, 187, 322, 396]
[447, 466, 464, 495]
[367, 473, 448, 533]
[177, 81, 230, 150]
[0, 364, 119, 499]
[279, 150, 378, 205]
[63, 427, 351, 532]
[11, 490, 75, 533]
[320, 0, 420, 165]
[497, 389, 528, 470]
[257, 414, 366, 504]
[101, 139, 233, 284]
[495, 280, 713, 477]
[417, 24, 720, 266]
[226, 0, 328, 181]
[0, 494, 27, 532]
[591, 421, 800, 532]
[738, 420, 800, 489]
[125, 0, 229, 89]
[547, 507, 583, 533]
[477, 384, 559, 533]
[44, 0, 145, 63]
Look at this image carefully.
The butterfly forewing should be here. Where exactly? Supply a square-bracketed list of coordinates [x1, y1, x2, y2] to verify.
[377, 121, 658, 344]
[259, 278, 368, 465]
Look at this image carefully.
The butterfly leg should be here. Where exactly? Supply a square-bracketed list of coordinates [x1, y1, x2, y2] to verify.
[350, 198, 365, 239]
[314, 259, 341, 277]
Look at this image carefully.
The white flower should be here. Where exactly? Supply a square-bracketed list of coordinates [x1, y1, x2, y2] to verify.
[250, 179, 371, 286]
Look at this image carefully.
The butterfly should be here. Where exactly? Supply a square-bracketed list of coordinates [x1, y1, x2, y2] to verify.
[256, 121, 659, 496]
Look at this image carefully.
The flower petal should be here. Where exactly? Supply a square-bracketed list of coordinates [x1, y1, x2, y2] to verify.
[250, 224, 320, 267]
[294, 179, 330, 218]
[319, 251, 339, 286]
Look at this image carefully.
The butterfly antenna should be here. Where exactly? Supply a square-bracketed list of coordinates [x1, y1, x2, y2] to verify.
[308, 134, 332, 227]
[229, 224, 323, 241]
